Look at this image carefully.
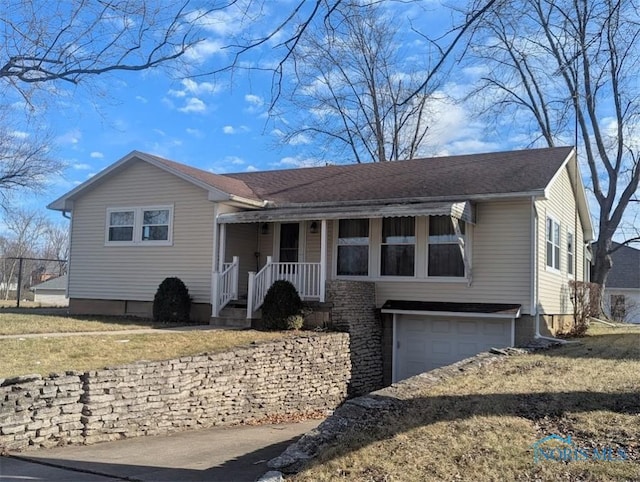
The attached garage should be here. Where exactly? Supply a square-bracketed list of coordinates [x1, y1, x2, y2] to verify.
[382, 301, 521, 383]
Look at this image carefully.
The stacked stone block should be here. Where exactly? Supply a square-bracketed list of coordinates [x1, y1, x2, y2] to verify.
[0, 373, 83, 450]
[327, 280, 384, 395]
[0, 333, 350, 451]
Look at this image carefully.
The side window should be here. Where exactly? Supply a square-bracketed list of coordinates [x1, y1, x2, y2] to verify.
[106, 206, 173, 245]
[428, 216, 465, 277]
[567, 231, 574, 276]
[142, 209, 170, 242]
[546, 216, 560, 271]
[107, 210, 135, 242]
[337, 219, 369, 276]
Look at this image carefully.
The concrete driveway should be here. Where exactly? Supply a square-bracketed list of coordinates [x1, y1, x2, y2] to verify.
[0, 419, 321, 481]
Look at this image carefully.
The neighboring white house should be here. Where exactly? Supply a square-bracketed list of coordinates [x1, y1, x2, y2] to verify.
[48, 146, 593, 382]
[603, 243, 640, 323]
[31, 275, 68, 306]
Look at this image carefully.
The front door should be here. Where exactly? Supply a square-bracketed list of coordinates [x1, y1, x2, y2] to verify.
[279, 223, 299, 262]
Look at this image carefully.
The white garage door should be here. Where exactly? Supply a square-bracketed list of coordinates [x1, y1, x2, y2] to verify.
[395, 315, 512, 382]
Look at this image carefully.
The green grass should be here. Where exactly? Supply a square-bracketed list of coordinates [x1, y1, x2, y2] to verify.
[293, 324, 640, 481]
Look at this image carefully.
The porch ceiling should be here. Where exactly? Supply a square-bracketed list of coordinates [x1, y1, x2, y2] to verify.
[217, 200, 475, 224]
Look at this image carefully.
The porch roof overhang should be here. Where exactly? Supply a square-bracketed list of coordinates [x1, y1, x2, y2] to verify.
[217, 200, 475, 224]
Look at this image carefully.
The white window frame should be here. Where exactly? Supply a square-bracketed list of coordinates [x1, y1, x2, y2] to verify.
[566, 229, 575, 277]
[105, 205, 173, 246]
[426, 216, 468, 280]
[546, 215, 561, 272]
[380, 216, 416, 278]
[336, 218, 370, 277]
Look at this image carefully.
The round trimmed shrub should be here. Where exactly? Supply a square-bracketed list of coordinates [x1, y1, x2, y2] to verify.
[153, 277, 191, 323]
[262, 280, 303, 330]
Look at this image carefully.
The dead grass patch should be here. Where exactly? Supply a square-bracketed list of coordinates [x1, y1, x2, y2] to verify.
[0, 330, 296, 378]
[293, 324, 640, 481]
[0, 312, 187, 335]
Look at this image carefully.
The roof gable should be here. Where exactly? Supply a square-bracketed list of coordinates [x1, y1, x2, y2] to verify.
[47, 151, 261, 211]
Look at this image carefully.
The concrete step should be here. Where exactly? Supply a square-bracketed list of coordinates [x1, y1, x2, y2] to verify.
[210, 316, 252, 329]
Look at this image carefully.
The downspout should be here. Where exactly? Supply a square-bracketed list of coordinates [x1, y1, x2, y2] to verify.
[62, 210, 72, 300]
[531, 196, 567, 344]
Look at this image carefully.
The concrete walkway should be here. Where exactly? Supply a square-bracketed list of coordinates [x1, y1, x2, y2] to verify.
[1, 419, 321, 481]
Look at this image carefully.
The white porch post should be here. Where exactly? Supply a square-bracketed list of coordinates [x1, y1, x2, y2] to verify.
[247, 271, 255, 319]
[320, 219, 327, 302]
[218, 223, 227, 271]
[211, 206, 219, 318]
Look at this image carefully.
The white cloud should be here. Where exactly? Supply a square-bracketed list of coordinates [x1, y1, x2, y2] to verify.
[245, 165, 258, 172]
[10, 130, 29, 139]
[179, 98, 207, 114]
[73, 163, 91, 170]
[223, 125, 235, 134]
[89, 151, 104, 159]
[184, 39, 224, 63]
[57, 129, 81, 145]
[287, 133, 311, 146]
[186, 128, 204, 138]
[245, 94, 264, 107]
[135, 95, 148, 103]
[180, 78, 219, 96]
[275, 156, 320, 168]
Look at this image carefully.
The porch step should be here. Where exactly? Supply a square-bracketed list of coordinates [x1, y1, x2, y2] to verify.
[210, 304, 252, 329]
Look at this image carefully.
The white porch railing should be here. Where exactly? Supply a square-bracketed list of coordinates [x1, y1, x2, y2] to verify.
[211, 256, 239, 317]
[246, 256, 322, 318]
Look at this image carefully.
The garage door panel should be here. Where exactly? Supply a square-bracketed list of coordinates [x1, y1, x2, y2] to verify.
[396, 315, 512, 382]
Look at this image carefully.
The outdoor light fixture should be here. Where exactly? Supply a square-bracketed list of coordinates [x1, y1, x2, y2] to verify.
[309, 221, 319, 234]
[260, 223, 269, 235]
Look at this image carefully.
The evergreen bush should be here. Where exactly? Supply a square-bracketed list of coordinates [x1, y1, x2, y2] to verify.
[152, 277, 191, 323]
[262, 280, 303, 330]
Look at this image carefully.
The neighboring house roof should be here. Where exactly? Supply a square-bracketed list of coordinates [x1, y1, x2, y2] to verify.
[47, 146, 592, 238]
[607, 243, 640, 289]
[31, 275, 67, 291]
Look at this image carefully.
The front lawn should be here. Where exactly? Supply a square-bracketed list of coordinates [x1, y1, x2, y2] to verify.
[0, 312, 295, 378]
[0, 311, 199, 335]
[293, 324, 640, 481]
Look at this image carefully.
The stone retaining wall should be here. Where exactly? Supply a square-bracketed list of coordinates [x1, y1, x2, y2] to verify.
[0, 333, 350, 451]
[327, 280, 383, 396]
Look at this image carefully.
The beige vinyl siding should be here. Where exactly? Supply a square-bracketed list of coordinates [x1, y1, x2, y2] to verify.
[305, 221, 321, 262]
[224, 222, 259, 296]
[537, 165, 585, 314]
[69, 160, 215, 303]
[362, 200, 533, 313]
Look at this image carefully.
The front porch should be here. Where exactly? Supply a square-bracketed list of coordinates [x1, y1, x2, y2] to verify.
[211, 219, 329, 320]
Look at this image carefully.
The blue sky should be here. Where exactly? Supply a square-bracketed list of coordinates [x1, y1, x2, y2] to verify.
[9, 0, 623, 239]
[24, 0, 520, 218]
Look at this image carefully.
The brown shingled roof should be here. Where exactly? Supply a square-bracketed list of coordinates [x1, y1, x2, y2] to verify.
[146, 153, 261, 202]
[223, 146, 573, 205]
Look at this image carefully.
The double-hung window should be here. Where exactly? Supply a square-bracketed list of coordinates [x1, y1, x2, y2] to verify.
[381, 217, 415, 276]
[337, 219, 369, 276]
[546, 216, 560, 271]
[108, 210, 135, 242]
[428, 216, 466, 277]
[106, 206, 173, 245]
